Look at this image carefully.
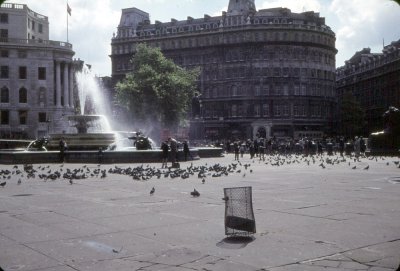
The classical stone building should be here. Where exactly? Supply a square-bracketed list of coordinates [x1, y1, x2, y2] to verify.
[336, 40, 400, 135]
[0, 3, 75, 139]
[111, 0, 337, 140]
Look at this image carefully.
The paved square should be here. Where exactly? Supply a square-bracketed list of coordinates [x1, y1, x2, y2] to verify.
[0, 153, 400, 270]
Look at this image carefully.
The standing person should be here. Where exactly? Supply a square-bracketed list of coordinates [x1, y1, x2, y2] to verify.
[360, 137, 366, 154]
[317, 141, 323, 156]
[253, 139, 259, 157]
[249, 143, 255, 159]
[233, 141, 239, 161]
[240, 143, 246, 158]
[59, 137, 67, 163]
[161, 140, 169, 168]
[169, 137, 178, 164]
[259, 138, 265, 160]
[183, 140, 191, 161]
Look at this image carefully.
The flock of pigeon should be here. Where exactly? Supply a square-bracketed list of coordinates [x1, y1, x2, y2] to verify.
[0, 153, 399, 194]
[0, 160, 253, 196]
[259, 153, 400, 169]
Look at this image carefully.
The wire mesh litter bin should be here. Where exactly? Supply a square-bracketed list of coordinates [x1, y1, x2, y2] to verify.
[223, 186, 256, 236]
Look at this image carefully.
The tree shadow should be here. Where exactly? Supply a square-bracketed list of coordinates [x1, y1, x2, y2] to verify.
[216, 235, 255, 249]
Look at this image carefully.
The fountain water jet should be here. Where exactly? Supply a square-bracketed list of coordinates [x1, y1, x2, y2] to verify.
[46, 64, 117, 150]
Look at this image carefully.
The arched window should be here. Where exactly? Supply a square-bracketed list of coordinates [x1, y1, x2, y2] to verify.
[1, 86, 9, 103]
[19, 87, 27, 103]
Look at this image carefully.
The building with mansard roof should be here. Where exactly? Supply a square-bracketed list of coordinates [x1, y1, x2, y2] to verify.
[0, 3, 75, 139]
[111, 0, 337, 140]
[336, 40, 400, 135]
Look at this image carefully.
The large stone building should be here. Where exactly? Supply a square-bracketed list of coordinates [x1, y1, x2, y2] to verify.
[111, 0, 337, 140]
[0, 3, 75, 139]
[336, 40, 400, 135]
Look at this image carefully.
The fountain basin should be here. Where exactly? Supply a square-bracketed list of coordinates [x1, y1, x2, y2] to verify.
[47, 133, 116, 151]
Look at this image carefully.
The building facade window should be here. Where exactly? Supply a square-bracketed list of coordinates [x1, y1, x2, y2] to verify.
[0, 28, 8, 39]
[262, 104, 270, 117]
[19, 111, 27, 125]
[1, 86, 9, 103]
[231, 85, 238, 96]
[294, 104, 307, 116]
[254, 104, 260, 117]
[38, 67, 46, 80]
[0, 50, 8, 57]
[38, 87, 46, 106]
[38, 112, 47, 123]
[19, 66, 27, 79]
[0, 13, 8, 23]
[283, 104, 290, 116]
[19, 87, 27, 103]
[0, 66, 8, 78]
[38, 23, 43, 33]
[263, 85, 270, 96]
[231, 104, 237, 117]
[0, 110, 9, 125]
[294, 85, 300, 95]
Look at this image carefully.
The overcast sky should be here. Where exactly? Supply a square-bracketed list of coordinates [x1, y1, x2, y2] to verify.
[11, 0, 400, 76]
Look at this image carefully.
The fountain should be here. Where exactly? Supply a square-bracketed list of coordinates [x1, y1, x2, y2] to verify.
[0, 62, 222, 164]
[43, 64, 118, 151]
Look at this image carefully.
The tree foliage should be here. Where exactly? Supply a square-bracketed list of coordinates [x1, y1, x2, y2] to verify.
[340, 91, 366, 137]
[115, 44, 200, 129]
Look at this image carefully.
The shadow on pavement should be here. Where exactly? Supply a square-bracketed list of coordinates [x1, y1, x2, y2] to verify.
[216, 236, 255, 249]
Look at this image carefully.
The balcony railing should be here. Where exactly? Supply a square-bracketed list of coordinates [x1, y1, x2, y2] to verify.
[0, 37, 72, 49]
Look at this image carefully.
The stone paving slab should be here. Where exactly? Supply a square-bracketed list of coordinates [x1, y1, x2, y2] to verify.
[0, 153, 400, 270]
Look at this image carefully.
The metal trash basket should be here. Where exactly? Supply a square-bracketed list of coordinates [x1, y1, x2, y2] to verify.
[223, 186, 256, 236]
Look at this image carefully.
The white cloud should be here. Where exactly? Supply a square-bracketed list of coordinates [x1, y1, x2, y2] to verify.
[330, 0, 400, 66]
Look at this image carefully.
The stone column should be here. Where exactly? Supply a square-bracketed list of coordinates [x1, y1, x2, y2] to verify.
[63, 63, 69, 107]
[56, 61, 62, 107]
[69, 65, 74, 108]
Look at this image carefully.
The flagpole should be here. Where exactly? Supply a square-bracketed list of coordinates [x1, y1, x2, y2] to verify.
[67, 0, 69, 43]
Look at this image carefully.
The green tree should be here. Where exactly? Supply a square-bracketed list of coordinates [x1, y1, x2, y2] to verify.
[116, 44, 200, 130]
[340, 91, 366, 137]
[390, 0, 400, 6]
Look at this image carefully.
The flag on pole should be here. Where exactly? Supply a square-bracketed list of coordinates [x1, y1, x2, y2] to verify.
[67, 3, 71, 16]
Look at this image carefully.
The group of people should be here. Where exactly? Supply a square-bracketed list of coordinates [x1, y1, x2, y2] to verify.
[161, 138, 191, 168]
[226, 136, 368, 160]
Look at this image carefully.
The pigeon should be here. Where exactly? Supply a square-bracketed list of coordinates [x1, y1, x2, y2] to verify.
[363, 165, 369, 170]
[202, 178, 205, 184]
[352, 166, 357, 169]
[190, 188, 200, 197]
[17, 179, 21, 185]
[150, 187, 155, 195]
[0, 181, 6, 187]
